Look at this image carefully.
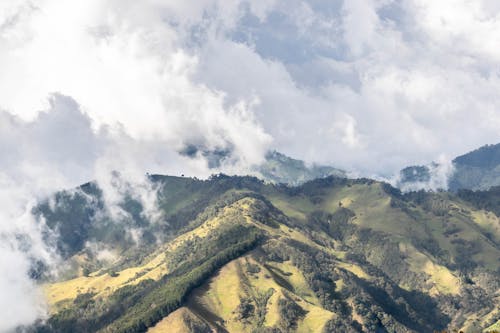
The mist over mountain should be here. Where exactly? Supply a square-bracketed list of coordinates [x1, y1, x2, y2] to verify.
[23, 174, 500, 332]
[7, 146, 500, 333]
[257, 151, 346, 186]
[398, 143, 500, 192]
[15, 139, 500, 332]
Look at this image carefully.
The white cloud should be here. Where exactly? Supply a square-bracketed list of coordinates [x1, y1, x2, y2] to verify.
[395, 155, 456, 192]
[193, 0, 500, 174]
[0, 0, 271, 165]
[1, 1, 498, 178]
[0, 175, 58, 331]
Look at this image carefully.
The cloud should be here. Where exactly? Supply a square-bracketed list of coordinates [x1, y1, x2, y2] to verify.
[0, 2, 276, 326]
[394, 155, 456, 192]
[1, 0, 500, 178]
[0, 100, 193, 327]
[0, 237, 47, 331]
[0, 0, 272, 167]
[0, 91, 265, 329]
[0, 165, 59, 331]
[191, 0, 500, 175]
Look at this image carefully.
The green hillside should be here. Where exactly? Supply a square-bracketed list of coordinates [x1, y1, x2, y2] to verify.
[30, 175, 500, 332]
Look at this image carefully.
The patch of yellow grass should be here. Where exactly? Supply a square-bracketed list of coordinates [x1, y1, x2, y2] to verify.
[275, 224, 346, 260]
[485, 319, 500, 332]
[320, 183, 387, 213]
[336, 262, 371, 280]
[322, 192, 358, 213]
[45, 252, 168, 311]
[320, 186, 361, 212]
[297, 299, 335, 333]
[263, 289, 282, 328]
[400, 243, 460, 295]
[185, 254, 334, 332]
[267, 194, 316, 221]
[147, 307, 200, 333]
[203, 261, 242, 315]
[263, 287, 334, 332]
[472, 210, 500, 242]
[425, 262, 459, 295]
[267, 261, 319, 305]
[335, 279, 345, 292]
[45, 200, 253, 312]
[190, 259, 247, 333]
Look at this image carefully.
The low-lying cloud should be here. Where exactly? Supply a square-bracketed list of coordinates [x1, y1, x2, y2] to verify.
[0, 91, 268, 330]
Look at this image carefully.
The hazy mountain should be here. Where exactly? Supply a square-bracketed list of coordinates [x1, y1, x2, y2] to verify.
[178, 146, 346, 186]
[449, 144, 500, 191]
[28, 175, 500, 333]
[257, 151, 346, 185]
[398, 143, 500, 191]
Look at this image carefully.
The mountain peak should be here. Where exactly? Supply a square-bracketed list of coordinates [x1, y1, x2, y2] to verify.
[257, 150, 346, 185]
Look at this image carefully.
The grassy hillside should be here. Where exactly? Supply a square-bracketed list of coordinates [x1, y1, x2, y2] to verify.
[31, 175, 500, 332]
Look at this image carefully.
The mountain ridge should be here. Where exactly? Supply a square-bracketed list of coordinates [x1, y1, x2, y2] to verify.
[27, 174, 500, 332]
[259, 142, 500, 191]
[398, 143, 500, 191]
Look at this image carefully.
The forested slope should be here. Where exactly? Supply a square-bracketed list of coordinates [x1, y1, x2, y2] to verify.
[29, 175, 500, 332]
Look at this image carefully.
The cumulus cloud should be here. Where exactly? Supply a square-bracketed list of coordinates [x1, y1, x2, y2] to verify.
[0, 0, 272, 167]
[0, 4, 273, 327]
[3, 0, 499, 177]
[195, 0, 500, 174]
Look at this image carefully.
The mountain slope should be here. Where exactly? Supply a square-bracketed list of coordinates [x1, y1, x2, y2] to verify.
[398, 143, 500, 191]
[31, 175, 500, 333]
[256, 151, 346, 185]
[450, 143, 500, 191]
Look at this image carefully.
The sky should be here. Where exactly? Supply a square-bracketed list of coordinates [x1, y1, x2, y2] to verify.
[1, 0, 500, 330]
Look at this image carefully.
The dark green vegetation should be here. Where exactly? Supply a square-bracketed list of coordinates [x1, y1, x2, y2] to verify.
[458, 186, 500, 217]
[43, 224, 262, 333]
[31, 174, 500, 332]
[451, 143, 500, 191]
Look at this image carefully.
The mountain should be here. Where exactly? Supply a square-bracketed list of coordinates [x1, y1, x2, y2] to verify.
[449, 144, 500, 191]
[27, 174, 500, 333]
[178, 145, 346, 186]
[398, 143, 500, 191]
[256, 151, 346, 185]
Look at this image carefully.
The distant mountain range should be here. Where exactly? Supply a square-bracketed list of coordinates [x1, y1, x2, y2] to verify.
[256, 151, 346, 186]
[178, 145, 347, 186]
[261, 143, 500, 192]
[398, 143, 500, 191]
